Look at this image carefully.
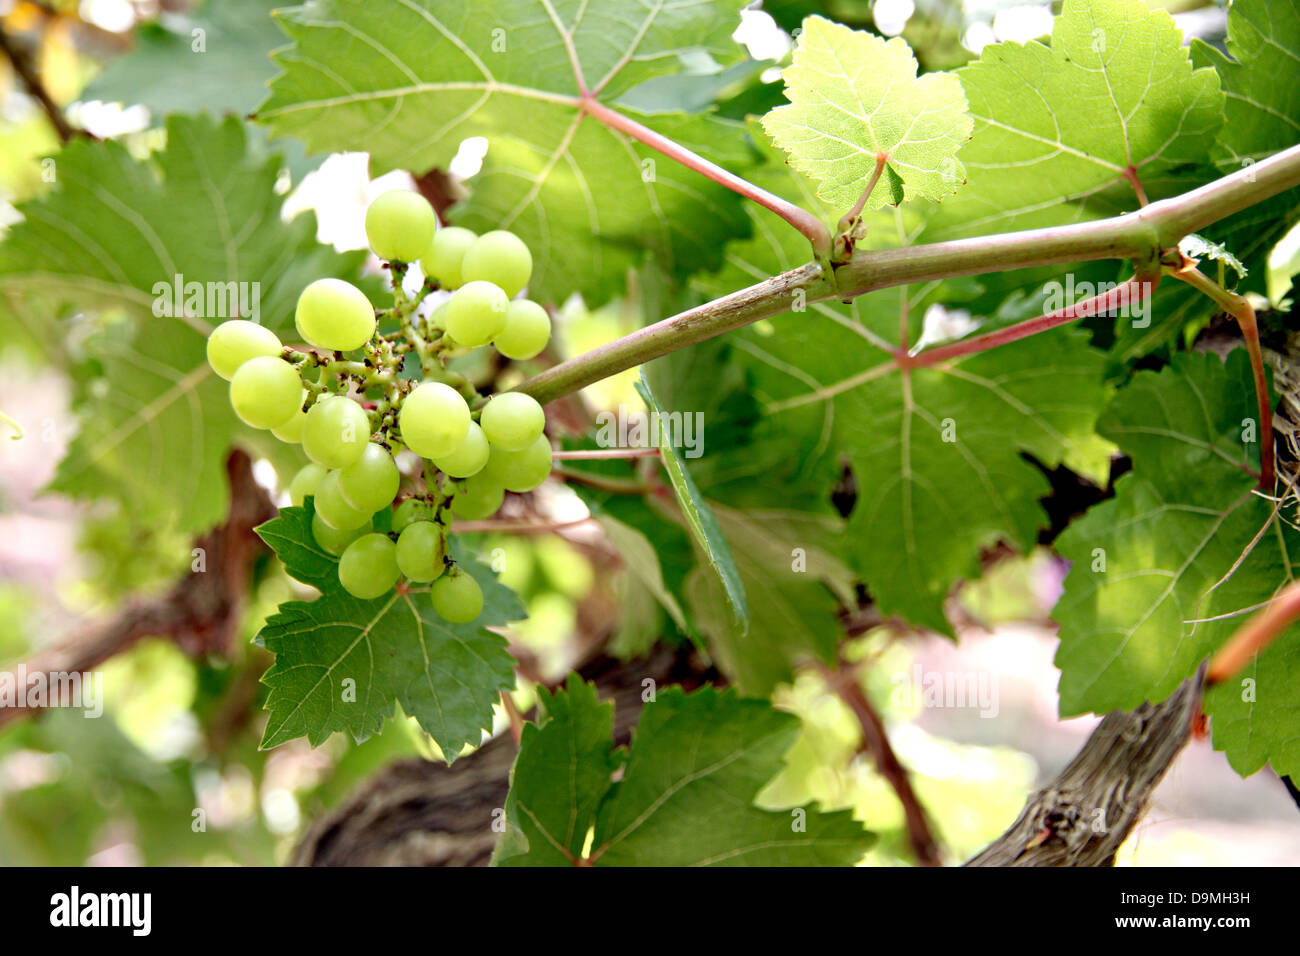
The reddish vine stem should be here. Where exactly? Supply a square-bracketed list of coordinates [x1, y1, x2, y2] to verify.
[837, 154, 889, 236]
[1207, 580, 1300, 686]
[0, 26, 81, 144]
[1173, 267, 1274, 489]
[450, 516, 595, 534]
[550, 448, 660, 460]
[1123, 165, 1150, 207]
[817, 660, 942, 867]
[500, 691, 524, 747]
[905, 274, 1158, 368]
[580, 97, 833, 257]
[517, 145, 1300, 406]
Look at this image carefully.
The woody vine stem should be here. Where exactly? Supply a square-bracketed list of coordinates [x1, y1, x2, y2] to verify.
[517, 108, 1300, 417]
[514, 108, 1300, 680]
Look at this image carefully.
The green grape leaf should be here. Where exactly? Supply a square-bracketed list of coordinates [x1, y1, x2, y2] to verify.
[1191, 0, 1300, 290]
[762, 15, 972, 210]
[1192, 0, 1300, 168]
[698, 123, 1112, 634]
[254, 502, 522, 754]
[1207, 625, 1300, 779]
[635, 375, 748, 632]
[594, 512, 689, 635]
[1053, 351, 1299, 732]
[492, 675, 620, 865]
[0, 113, 367, 535]
[256, 0, 754, 303]
[494, 680, 873, 866]
[84, 0, 287, 117]
[932, 0, 1223, 237]
[687, 505, 854, 695]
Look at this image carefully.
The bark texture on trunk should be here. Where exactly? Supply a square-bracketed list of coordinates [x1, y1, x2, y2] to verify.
[966, 665, 1205, 866]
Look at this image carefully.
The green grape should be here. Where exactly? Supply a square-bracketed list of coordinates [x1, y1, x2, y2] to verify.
[289, 462, 327, 507]
[395, 520, 446, 582]
[429, 566, 484, 623]
[427, 299, 450, 332]
[303, 395, 371, 469]
[493, 299, 550, 360]
[479, 392, 545, 452]
[312, 512, 371, 556]
[207, 319, 282, 381]
[270, 390, 309, 443]
[432, 421, 489, 478]
[398, 382, 470, 459]
[338, 533, 400, 600]
[449, 473, 505, 519]
[313, 470, 371, 530]
[337, 443, 401, 513]
[444, 280, 509, 347]
[295, 278, 376, 352]
[461, 230, 533, 299]
[229, 356, 302, 429]
[365, 190, 436, 263]
[484, 434, 552, 493]
[421, 225, 477, 289]
[392, 497, 432, 532]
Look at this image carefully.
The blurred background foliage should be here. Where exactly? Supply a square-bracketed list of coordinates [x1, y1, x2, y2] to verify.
[0, 0, 1295, 867]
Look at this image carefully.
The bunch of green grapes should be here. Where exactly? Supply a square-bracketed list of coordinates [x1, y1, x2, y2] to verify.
[205, 189, 556, 623]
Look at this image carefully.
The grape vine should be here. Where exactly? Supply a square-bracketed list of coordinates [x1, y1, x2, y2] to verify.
[1, 0, 1299, 870]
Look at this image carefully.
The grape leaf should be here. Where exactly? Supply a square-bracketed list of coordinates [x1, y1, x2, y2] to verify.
[1207, 620, 1300, 779]
[0, 113, 367, 535]
[762, 15, 972, 210]
[593, 512, 689, 636]
[85, 0, 287, 117]
[492, 675, 620, 865]
[686, 504, 854, 695]
[635, 375, 748, 631]
[1191, 0, 1300, 291]
[255, 501, 522, 754]
[697, 123, 1112, 635]
[494, 679, 873, 866]
[931, 0, 1224, 237]
[1053, 350, 1299, 728]
[256, 0, 754, 303]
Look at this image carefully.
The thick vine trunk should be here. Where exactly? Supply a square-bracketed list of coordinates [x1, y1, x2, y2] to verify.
[295, 645, 1206, 867]
[966, 665, 1205, 866]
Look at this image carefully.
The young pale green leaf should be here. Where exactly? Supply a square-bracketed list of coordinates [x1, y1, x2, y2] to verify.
[0, 114, 367, 536]
[494, 680, 874, 866]
[932, 0, 1223, 237]
[1054, 351, 1299, 737]
[696, 123, 1112, 635]
[762, 15, 972, 210]
[256, 0, 753, 302]
[635, 375, 748, 633]
[255, 502, 522, 755]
